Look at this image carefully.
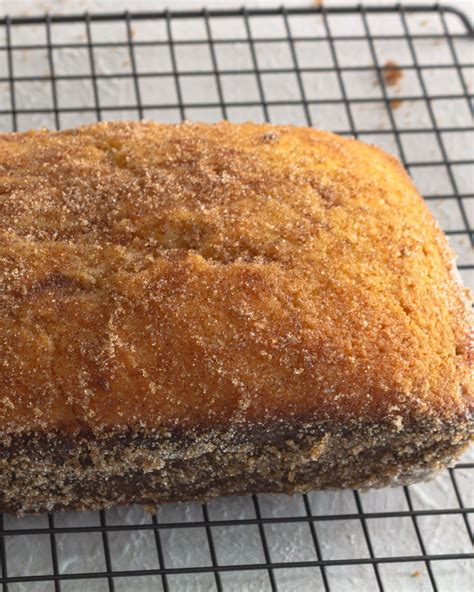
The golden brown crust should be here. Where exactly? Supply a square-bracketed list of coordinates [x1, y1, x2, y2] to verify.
[0, 121, 472, 434]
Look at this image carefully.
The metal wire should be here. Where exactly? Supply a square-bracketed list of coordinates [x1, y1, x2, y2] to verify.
[0, 4, 473, 591]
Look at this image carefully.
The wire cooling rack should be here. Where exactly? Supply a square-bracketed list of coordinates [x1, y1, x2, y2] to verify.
[0, 3, 473, 592]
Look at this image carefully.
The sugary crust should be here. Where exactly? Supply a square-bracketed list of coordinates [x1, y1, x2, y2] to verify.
[1, 121, 472, 436]
[1, 420, 471, 515]
[1, 120, 473, 514]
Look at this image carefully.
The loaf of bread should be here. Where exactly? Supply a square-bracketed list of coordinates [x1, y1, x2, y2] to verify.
[0, 121, 472, 515]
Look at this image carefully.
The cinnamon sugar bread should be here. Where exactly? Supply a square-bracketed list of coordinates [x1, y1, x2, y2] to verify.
[0, 121, 472, 515]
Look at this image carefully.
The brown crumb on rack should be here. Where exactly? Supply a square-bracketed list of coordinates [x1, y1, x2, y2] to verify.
[389, 99, 403, 110]
[382, 60, 404, 87]
[411, 570, 422, 578]
[313, 0, 324, 6]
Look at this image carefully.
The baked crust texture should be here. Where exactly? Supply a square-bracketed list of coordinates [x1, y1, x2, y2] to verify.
[0, 121, 472, 514]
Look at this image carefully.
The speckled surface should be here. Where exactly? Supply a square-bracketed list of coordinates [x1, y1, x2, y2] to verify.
[0, 0, 473, 590]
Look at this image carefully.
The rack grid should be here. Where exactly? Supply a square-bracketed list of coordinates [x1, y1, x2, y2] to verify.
[0, 4, 473, 592]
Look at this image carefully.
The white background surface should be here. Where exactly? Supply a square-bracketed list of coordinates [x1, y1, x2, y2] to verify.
[0, 0, 473, 17]
[0, 1, 473, 591]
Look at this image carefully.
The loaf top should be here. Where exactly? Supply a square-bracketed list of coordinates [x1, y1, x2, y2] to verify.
[0, 121, 472, 433]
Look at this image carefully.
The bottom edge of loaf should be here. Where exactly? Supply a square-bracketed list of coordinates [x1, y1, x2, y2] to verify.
[1, 419, 471, 515]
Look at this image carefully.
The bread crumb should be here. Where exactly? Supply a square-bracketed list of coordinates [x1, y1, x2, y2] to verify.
[382, 60, 403, 87]
[390, 99, 403, 110]
[411, 570, 422, 578]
